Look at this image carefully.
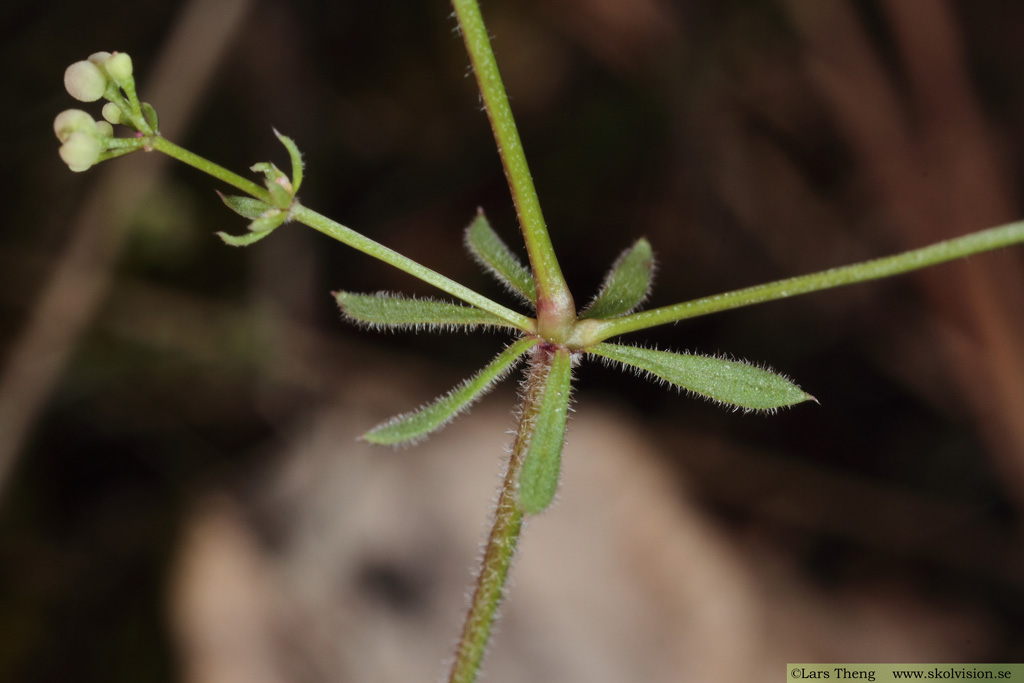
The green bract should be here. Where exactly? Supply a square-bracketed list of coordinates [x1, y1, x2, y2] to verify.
[216, 132, 303, 246]
[217, 193, 270, 220]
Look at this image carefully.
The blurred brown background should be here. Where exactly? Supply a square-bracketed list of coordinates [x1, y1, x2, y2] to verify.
[3, 0, 1024, 681]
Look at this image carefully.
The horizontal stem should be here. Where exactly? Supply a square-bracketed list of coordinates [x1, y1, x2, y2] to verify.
[591, 220, 1024, 341]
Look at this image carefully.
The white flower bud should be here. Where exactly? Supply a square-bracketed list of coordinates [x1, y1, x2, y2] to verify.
[88, 52, 112, 69]
[101, 102, 123, 125]
[59, 131, 103, 172]
[64, 60, 107, 102]
[53, 109, 97, 142]
[105, 53, 133, 84]
[95, 121, 114, 137]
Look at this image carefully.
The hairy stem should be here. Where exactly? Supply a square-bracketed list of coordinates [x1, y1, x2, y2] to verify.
[590, 219, 1024, 341]
[449, 351, 552, 683]
[451, 0, 575, 336]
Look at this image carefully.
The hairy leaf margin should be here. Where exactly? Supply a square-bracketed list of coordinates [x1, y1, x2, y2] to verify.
[579, 237, 654, 319]
[517, 345, 573, 514]
[464, 211, 537, 306]
[363, 336, 540, 445]
[588, 342, 814, 413]
[336, 291, 519, 333]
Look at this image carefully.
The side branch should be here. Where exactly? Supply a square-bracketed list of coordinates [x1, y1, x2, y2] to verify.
[591, 220, 1024, 341]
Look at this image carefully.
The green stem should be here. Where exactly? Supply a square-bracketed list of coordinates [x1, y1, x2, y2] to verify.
[590, 220, 1024, 342]
[448, 462, 522, 683]
[150, 136, 535, 331]
[293, 205, 535, 330]
[451, 0, 575, 337]
[151, 136, 268, 200]
[449, 350, 551, 683]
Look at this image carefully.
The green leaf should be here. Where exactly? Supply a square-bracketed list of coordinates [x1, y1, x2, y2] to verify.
[464, 211, 537, 305]
[218, 192, 270, 219]
[363, 336, 540, 445]
[336, 291, 517, 332]
[249, 161, 279, 181]
[215, 206, 286, 246]
[216, 230, 275, 247]
[250, 161, 294, 208]
[274, 128, 304, 193]
[518, 346, 573, 514]
[580, 238, 654, 319]
[267, 178, 292, 208]
[248, 208, 287, 233]
[589, 343, 814, 412]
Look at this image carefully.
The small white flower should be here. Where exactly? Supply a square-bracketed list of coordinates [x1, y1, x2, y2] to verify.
[101, 102, 123, 125]
[53, 109, 98, 142]
[105, 53, 133, 83]
[88, 52, 112, 69]
[59, 131, 103, 172]
[64, 60, 107, 102]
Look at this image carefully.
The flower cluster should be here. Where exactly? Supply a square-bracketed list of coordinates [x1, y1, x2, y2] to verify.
[54, 52, 152, 172]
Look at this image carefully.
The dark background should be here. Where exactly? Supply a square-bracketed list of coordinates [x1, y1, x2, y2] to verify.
[3, 0, 1024, 680]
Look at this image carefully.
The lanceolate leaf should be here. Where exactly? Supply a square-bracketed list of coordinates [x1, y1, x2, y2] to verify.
[274, 129, 304, 193]
[580, 238, 654, 319]
[363, 337, 540, 445]
[518, 346, 573, 515]
[464, 212, 537, 306]
[216, 229, 276, 247]
[336, 291, 518, 332]
[216, 193, 287, 246]
[218, 192, 270, 219]
[589, 343, 814, 412]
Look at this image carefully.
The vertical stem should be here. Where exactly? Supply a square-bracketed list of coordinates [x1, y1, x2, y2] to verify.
[451, 0, 576, 337]
[449, 351, 551, 683]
